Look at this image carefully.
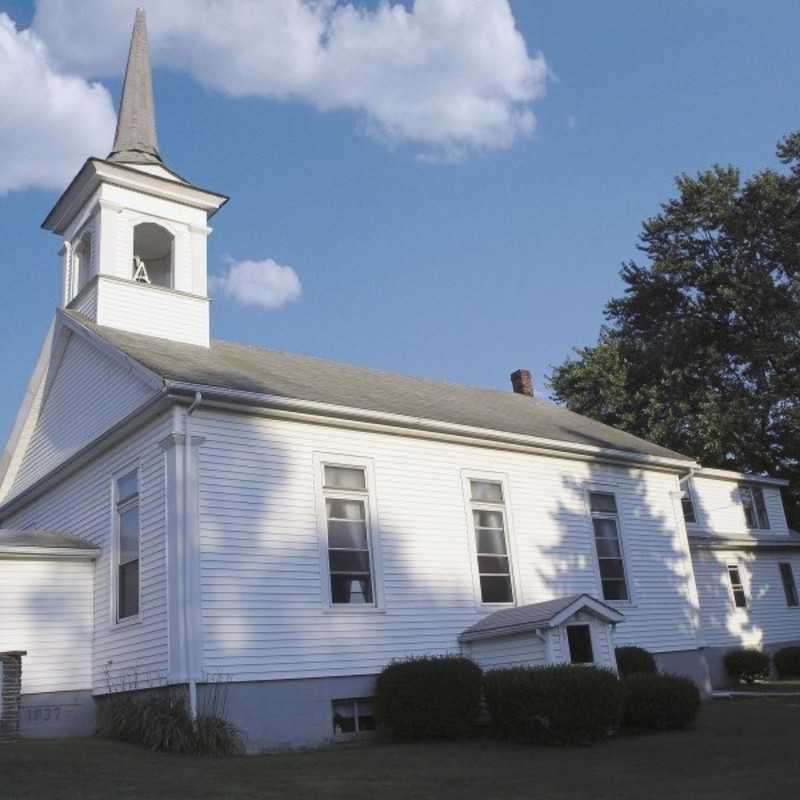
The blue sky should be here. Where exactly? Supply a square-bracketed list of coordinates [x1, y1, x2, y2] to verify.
[1, 1, 799, 447]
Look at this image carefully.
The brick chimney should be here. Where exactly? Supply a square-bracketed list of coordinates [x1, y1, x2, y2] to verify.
[510, 369, 534, 397]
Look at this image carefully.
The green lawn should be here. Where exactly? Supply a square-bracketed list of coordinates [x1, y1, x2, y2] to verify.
[2, 699, 799, 800]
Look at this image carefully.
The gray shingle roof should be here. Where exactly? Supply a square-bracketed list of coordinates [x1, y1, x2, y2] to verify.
[459, 594, 622, 642]
[66, 311, 690, 462]
[0, 529, 97, 551]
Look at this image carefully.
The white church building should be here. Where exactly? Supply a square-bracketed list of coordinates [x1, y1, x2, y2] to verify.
[1, 11, 799, 749]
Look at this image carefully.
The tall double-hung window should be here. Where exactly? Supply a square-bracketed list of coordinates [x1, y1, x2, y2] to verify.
[779, 563, 799, 608]
[727, 564, 747, 609]
[115, 469, 140, 621]
[469, 480, 514, 604]
[588, 491, 629, 601]
[322, 465, 375, 605]
[680, 485, 697, 524]
[739, 485, 770, 530]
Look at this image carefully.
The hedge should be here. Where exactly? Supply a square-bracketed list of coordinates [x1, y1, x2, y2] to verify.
[621, 674, 701, 732]
[483, 664, 623, 745]
[375, 655, 483, 739]
[773, 646, 800, 679]
[723, 648, 770, 684]
[615, 646, 657, 678]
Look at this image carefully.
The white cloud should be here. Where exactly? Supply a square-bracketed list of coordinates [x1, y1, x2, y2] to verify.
[32, 0, 547, 160]
[0, 13, 116, 193]
[211, 258, 303, 310]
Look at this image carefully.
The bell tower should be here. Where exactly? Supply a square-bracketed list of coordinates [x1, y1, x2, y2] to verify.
[41, 9, 227, 347]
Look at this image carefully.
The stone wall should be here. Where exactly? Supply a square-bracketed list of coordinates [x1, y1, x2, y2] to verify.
[0, 651, 26, 740]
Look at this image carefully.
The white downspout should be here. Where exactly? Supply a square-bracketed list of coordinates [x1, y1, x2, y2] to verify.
[184, 391, 202, 720]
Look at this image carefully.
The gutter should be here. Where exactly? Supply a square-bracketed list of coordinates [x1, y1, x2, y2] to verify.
[0, 546, 101, 559]
[165, 382, 698, 475]
[689, 535, 800, 552]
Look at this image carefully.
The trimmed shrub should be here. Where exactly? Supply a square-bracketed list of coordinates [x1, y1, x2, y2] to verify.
[724, 648, 770, 684]
[615, 646, 658, 678]
[483, 665, 623, 745]
[375, 655, 483, 739]
[774, 646, 800, 679]
[621, 674, 701, 732]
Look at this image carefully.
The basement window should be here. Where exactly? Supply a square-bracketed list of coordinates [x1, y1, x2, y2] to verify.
[332, 698, 376, 737]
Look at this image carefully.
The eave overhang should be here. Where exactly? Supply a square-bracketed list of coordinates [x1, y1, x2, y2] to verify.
[164, 381, 698, 475]
[42, 158, 229, 235]
[458, 594, 624, 644]
[689, 534, 800, 552]
[0, 545, 101, 559]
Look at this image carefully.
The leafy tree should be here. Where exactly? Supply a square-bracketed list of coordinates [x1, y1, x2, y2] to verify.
[550, 132, 800, 526]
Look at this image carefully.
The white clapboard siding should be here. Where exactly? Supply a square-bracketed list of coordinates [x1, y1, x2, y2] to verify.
[69, 282, 98, 320]
[467, 632, 547, 671]
[5, 416, 172, 693]
[96, 277, 210, 348]
[11, 331, 157, 496]
[194, 409, 700, 683]
[689, 477, 789, 537]
[0, 557, 93, 694]
[693, 549, 800, 648]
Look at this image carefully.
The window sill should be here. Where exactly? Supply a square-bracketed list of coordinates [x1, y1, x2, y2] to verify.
[606, 600, 638, 610]
[322, 607, 387, 615]
[111, 615, 142, 631]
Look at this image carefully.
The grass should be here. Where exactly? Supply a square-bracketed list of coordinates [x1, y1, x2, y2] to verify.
[2, 698, 799, 800]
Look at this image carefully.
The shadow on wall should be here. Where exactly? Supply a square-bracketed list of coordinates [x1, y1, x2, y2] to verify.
[538, 470, 712, 686]
[689, 486, 765, 653]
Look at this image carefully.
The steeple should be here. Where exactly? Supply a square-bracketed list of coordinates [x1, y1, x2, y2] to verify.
[108, 8, 161, 165]
[43, 7, 227, 348]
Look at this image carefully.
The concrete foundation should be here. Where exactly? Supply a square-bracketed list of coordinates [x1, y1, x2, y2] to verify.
[653, 648, 713, 695]
[200, 674, 377, 752]
[19, 690, 96, 738]
[701, 638, 800, 689]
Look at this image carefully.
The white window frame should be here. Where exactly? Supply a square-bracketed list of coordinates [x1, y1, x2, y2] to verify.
[70, 227, 93, 301]
[582, 484, 635, 606]
[461, 470, 520, 608]
[738, 484, 770, 530]
[727, 563, 748, 609]
[111, 461, 143, 627]
[313, 453, 383, 611]
[562, 620, 598, 666]
[331, 697, 377, 738]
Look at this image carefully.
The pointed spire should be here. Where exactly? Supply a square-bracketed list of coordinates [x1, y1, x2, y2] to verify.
[108, 9, 162, 164]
